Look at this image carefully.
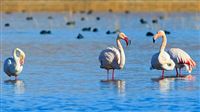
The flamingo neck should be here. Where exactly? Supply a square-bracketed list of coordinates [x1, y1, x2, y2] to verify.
[160, 34, 167, 52]
[116, 38, 125, 69]
[13, 49, 20, 67]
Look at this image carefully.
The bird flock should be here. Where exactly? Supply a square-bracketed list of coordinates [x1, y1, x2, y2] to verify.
[3, 9, 197, 81]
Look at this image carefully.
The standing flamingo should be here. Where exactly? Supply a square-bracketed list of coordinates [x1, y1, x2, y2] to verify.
[168, 48, 196, 77]
[99, 32, 130, 80]
[151, 30, 175, 79]
[4, 48, 26, 80]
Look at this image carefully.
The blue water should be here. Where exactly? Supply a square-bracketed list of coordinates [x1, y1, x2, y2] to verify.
[1, 12, 200, 112]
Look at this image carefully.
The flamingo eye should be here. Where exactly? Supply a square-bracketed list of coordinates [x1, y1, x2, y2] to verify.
[167, 63, 171, 66]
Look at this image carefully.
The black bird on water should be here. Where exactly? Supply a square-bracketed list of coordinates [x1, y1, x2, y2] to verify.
[140, 18, 147, 24]
[77, 33, 84, 39]
[146, 32, 154, 36]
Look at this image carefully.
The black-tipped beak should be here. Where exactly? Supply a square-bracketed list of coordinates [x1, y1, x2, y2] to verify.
[128, 40, 131, 46]
[153, 38, 155, 43]
[124, 37, 129, 46]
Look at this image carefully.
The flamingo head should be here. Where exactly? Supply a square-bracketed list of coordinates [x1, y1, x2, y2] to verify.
[118, 32, 130, 46]
[153, 30, 165, 43]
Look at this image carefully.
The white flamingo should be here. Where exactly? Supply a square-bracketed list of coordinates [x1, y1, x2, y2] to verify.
[4, 48, 26, 80]
[151, 30, 175, 79]
[168, 48, 196, 76]
[99, 32, 130, 80]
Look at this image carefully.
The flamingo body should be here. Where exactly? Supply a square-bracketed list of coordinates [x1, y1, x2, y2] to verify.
[4, 57, 23, 77]
[151, 51, 175, 71]
[168, 48, 196, 73]
[99, 47, 121, 70]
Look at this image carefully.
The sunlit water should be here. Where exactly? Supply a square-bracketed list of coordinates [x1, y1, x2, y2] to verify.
[1, 12, 200, 112]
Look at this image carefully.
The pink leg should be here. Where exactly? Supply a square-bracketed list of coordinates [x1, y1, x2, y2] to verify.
[176, 67, 178, 77]
[161, 70, 164, 79]
[179, 68, 182, 77]
[107, 70, 109, 80]
[112, 69, 115, 80]
[15, 76, 18, 80]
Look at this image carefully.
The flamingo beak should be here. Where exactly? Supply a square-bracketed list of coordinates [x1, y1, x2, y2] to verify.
[124, 37, 129, 46]
[153, 38, 155, 43]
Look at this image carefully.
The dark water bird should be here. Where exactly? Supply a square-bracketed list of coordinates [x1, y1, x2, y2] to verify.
[4, 48, 26, 80]
[40, 30, 51, 35]
[80, 10, 85, 14]
[26, 16, 33, 20]
[87, 10, 93, 15]
[77, 33, 84, 39]
[140, 18, 147, 24]
[93, 28, 98, 32]
[81, 17, 85, 21]
[152, 19, 158, 24]
[82, 27, 91, 31]
[106, 29, 120, 35]
[125, 10, 130, 14]
[48, 16, 53, 19]
[99, 32, 130, 80]
[96, 17, 100, 21]
[5, 11, 12, 15]
[66, 21, 75, 26]
[164, 30, 170, 34]
[146, 32, 154, 36]
[5, 23, 10, 27]
[159, 16, 164, 20]
[21, 9, 26, 13]
[108, 9, 113, 13]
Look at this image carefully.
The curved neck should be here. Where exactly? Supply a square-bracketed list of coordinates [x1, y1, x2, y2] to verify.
[160, 34, 167, 52]
[13, 49, 20, 66]
[116, 37, 125, 68]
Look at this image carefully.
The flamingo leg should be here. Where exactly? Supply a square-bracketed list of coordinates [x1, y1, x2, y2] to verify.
[176, 67, 179, 77]
[161, 70, 164, 79]
[107, 70, 109, 80]
[112, 69, 115, 80]
[179, 68, 182, 77]
[15, 76, 18, 80]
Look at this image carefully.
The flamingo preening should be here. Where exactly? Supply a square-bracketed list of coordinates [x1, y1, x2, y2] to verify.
[99, 32, 130, 80]
[4, 48, 25, 80]
[151, 30, 175, 79]
[168, 47, 196, 76]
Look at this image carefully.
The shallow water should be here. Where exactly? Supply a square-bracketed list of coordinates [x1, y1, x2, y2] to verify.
[1, 12, 200, 112]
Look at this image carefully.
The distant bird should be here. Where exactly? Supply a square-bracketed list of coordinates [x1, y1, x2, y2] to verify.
[152, 19, 158, 24]
[140, 18, 147, 24]
[48, 16, 53, 19]
[77, 33, 84, 39]
[81, 17, 85, 21]
[80, 10, 85, 14]
[168, 48, 196, 76]
[99, 32, 130, 80]
[4, 48, 26, 80]
[164, 30, 170, 34]
[159, 16, 164, 20]
[96, 17, 100, 21]
[26, 16, 33, 20]
[5, 23, 10, 27]
[106, 30, 111, 34]
[87, 10, 93, 15]
[146, 32, 154, 36]
[125, 10, 130, 14]
[108, 9, 113, 13]
[66, 21, 75, 26]
[93, 28, 98, 32]
[151, 30, 175, 79]
[82, 27, 91, 31]
[40, 30, 51, 35]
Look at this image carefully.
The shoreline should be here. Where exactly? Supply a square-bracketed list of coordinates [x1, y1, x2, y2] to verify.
[1, 0, 200, 13]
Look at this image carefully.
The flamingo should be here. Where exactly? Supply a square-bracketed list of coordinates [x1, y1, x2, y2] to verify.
[99, 32, 130, 80]
[4, 48, 25, 80]
[151, 30, 175, 79]
[168, 48, 196, 76]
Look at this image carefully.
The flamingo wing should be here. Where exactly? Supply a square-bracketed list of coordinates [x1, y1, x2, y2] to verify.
[99, 47, 120, 69]
[168, 48, 196, 68]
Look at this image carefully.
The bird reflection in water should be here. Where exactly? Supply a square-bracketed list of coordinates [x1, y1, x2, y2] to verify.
[100, 80, 126, 96]
[4, 79, 25, 95]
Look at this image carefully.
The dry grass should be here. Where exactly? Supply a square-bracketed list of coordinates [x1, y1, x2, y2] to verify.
[1, 0, 200, 12]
